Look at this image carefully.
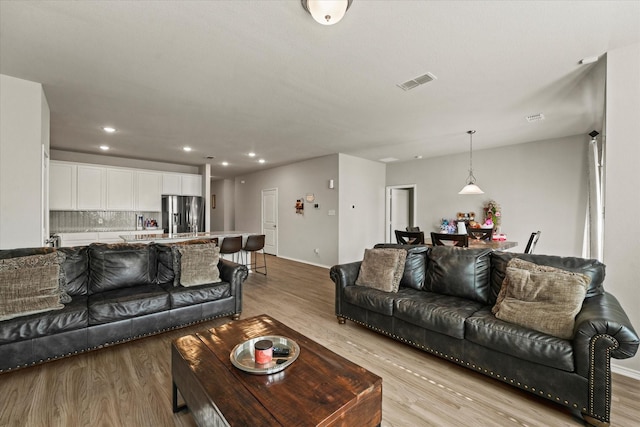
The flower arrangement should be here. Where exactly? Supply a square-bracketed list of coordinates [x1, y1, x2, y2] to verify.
[484, 200, 501, 229]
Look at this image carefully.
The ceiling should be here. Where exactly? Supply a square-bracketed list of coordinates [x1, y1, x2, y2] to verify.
[1, 1, 639, 179]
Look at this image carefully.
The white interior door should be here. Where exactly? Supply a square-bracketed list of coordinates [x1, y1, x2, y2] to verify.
[262, 188, 278, 255]
[386, 185, 417, 242]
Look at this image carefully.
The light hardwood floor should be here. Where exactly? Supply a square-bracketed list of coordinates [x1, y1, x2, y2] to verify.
[0, 255, 638, 426]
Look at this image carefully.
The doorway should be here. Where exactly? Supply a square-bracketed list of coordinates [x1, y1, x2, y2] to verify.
[386, 185, 417, 243]
[261, 188, 278, 255]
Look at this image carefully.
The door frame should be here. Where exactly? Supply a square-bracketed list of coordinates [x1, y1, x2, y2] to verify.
[261, 187, 278, 256]
[385, 184, 417, 243]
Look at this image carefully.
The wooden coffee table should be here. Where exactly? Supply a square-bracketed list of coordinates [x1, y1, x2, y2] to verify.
[172, 314, 382, 426]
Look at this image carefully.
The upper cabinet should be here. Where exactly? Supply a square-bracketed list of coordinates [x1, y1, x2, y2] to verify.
[50, 161, 77, 210]
[50, 161, 201, 211]
[77, 165, 106, 210]
[136, 171, 162, 211]
[162, 173, 202, 196]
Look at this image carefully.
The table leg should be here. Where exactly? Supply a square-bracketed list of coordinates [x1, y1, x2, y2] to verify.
[172, 381, 187, 413]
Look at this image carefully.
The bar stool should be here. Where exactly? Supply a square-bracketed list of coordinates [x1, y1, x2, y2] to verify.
[219, 236, 243, 263]
[242, 234, 267, 275]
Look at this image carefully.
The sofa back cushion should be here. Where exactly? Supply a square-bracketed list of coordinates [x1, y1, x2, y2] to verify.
[373, 244, 429, 290]
[58, 246, 89, 296]
[489, 251, 605, 303]
[88, 243, 156, 294]
[424, 247, 493, 304]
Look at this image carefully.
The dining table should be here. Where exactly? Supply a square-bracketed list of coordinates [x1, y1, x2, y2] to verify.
[426, 239, 518, 251]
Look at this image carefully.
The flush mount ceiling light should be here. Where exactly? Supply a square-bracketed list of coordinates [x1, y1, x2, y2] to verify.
[301, 0, 353, 26]
[458, 130, 484, 195]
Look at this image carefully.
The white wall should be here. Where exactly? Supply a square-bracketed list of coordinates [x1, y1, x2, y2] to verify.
[386, 135, 588, 256]
[234, 154, 339, 267]
[210, 178, 235, 231]
[338, 154, 386, 263]
[51, 149, 199, 174]
[0, 74, 49, 249]
[604, 43, 640, 376]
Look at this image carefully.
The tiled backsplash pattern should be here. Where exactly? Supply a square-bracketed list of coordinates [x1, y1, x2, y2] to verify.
[50, 211, 161, 233]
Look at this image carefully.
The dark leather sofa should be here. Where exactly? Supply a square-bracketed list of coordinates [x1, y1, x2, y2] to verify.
[330, 245, 638, 427]
[0, 241, 248, 373]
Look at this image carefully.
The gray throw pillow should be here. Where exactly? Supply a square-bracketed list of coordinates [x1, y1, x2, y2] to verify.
[173, 243, 221, 287]
[355, 248, 407, 293]
[493, 258, 590, 339]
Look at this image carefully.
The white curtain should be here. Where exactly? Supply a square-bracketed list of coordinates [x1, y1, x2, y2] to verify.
[584, 134, 605, 260]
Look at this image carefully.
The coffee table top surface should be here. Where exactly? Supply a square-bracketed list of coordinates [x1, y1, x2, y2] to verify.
[172, 314, 382, 426]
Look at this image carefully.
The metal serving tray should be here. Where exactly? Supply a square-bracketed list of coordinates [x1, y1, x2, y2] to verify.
[230, 335, 300, 375]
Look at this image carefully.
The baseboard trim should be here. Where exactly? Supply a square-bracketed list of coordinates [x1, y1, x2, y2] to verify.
[611, 363, 640, 380]
[277, 255, 331, 269]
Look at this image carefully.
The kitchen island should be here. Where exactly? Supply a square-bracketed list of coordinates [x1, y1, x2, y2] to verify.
[119, 231, 254, 244]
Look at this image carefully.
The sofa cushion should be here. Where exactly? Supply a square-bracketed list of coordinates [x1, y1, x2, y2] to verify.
[172, 243, 221, 287]
[160, 282, 231, 308]
[424, 247, 493, 304]
[493, 258, 590, 339]
[58, 246, 89, 296]
[344, 286, 396, 316]
[355, 248, 407, 293]
[88, 243, 156, 294]
[87, 284, 170, 325]
[0, 252, 67, 321]
[394, 289, 484, 339]
[0, 296, 88, 344]
[490, 251, 605, 303]
[154, 239, 218, 285]
[374, 244, 429, 290]
[465, 307, 575, 372]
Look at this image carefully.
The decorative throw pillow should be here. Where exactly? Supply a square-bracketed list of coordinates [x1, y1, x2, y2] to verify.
[493, 258, 591, 339]
[355, 248, 407, 293]
[0, 252, 66, 321]
[172, 243, 221, 287]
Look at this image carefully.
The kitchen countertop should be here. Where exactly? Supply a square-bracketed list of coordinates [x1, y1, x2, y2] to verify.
[119, 231, 253, 243]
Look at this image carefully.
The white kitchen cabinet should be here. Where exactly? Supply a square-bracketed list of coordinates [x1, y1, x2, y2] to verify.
[162, 173, 182, 195]
[136, 171, 162, 211]
[106, 168, 135, 210]
[50, 161, 77, 210]
[77, 165, 105, 210]
[181, 174, 202, 196]
[162, 173, 202, 196]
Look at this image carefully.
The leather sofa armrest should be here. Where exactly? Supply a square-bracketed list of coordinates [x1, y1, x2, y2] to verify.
[573, 292, 639, 377]
[218, 259, 248, 296]
[330, 261, 362, 319]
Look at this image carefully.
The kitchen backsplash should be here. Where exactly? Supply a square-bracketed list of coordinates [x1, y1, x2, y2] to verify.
[50, 211, 161, 233]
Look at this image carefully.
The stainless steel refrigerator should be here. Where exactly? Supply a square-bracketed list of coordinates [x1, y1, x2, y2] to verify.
[162, 195, 204, 234]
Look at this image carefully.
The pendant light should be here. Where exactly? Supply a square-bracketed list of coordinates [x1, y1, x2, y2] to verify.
[459, 130, 484, 195]
[301, 0, 353, 26]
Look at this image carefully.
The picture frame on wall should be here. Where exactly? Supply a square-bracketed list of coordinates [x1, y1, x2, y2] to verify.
[211, 194, 216, 209]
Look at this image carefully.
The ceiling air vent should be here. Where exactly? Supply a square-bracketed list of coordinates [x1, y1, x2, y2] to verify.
[397, 72, 437, 91]
[526, 113, 545, 123]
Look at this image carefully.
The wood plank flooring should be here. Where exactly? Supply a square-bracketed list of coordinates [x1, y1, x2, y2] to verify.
[1, 255, 638, 426]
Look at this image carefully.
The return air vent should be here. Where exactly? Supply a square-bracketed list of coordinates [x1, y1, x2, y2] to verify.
[397, 72, 437, 91]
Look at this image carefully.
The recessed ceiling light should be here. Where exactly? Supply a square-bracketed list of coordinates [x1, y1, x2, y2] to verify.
[379, 157, 399, 163]
[102, 126, 116, 133]
[248, 152, 256, 157]
[99, 145, 110, 151]
[258, 159, 266, 164]
[183, 146, 192, 152]
[221, 161, 229, 166]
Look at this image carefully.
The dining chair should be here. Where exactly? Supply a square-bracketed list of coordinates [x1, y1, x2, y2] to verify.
[467, 228, 493, 241]
[524, 231, 541, 254]
[430, 232, 469, 247]
[406, 226, 421, 232]
[395, 230, 425, 245]
[242, 234, 267, 275]
[219, 236, 243, 263]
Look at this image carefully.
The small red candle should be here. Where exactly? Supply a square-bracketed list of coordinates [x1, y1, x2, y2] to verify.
[254, 339, 273, 364]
